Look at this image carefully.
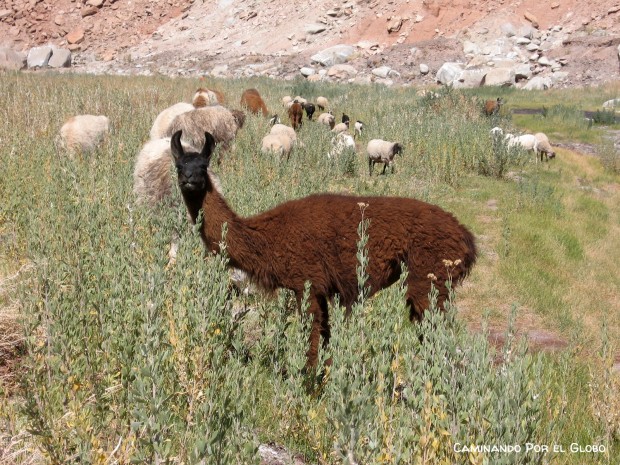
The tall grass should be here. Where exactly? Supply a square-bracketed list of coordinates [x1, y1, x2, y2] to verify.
[0, 72, 618, 464]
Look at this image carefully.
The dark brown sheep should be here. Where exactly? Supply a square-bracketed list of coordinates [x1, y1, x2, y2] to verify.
[240, 88, 268, 116]
[288, 101, 303, 130]
[484, 97, 503, 116]
[172, 131, 477, 368]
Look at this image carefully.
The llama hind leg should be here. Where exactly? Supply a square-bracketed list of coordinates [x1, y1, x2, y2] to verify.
[305, 295, 329, 369]
[405, 278, 431, 322]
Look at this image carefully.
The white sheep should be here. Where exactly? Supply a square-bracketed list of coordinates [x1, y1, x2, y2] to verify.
[367, 139, 403, 175]
[261, 133, 293, 159]
[332, 121, 349, 134]
[282, 96, 292, 107]
[316, 96, 329, 111]
[149, 102, 194, 140]
[506, 133, 538, 153]
[270, 123, 297, 145]
[354, 120, 364, 138]
[293, 96, 307, 105]
[490, 127, 503, 136]
[534, 132, 556, 161]
[317, 112, 335, 129]
[133, 137, 221, 206]
[58, 114, 110, 154]
[165, 105, 241, 151]
[328, 132, 356, 159]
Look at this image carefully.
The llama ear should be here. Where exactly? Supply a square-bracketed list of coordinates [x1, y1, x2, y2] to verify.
[171, 130, 184, 162]
[202, 132, 216, 165]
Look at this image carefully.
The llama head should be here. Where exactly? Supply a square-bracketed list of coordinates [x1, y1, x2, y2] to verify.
[171, 130, 215, 196]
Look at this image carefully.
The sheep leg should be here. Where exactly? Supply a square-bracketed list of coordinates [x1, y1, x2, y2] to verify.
[381, 162, 388, 175]
[368, 159, 374, 176]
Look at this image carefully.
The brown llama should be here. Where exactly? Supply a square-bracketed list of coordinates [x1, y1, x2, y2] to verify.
[484, 97, 503, 116]
[288, 101, 303, 130]
[171, 131, 477, 368]
[240, 88, 268, 117]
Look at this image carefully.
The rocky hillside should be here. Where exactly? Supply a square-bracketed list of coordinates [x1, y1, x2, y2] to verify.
[1, 0, 620, 89]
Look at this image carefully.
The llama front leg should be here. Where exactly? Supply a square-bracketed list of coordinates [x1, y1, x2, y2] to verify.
[305, 295, 330, 369]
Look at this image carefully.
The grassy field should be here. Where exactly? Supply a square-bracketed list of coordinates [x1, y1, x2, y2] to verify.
[0, 72, 618, 464]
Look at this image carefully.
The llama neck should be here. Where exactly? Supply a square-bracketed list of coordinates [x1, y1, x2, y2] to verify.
[200, 189, 276, 288]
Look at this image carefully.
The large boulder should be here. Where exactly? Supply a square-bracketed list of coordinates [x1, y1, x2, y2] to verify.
[326, 64, 357, 79]
[436, 62, 463, 85]
[522, 76, 552, 90]
[310, 45, 355, 67]
[483, 67, 515, 87]
[453, 69, 486, 88]
[48, 47, 72, 68]
[27, 45, 53, 69]
[0, 47, 26, 71]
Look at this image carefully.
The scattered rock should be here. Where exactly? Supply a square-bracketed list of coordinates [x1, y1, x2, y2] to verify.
[0, 47, 26, 71]
[419, 63, 429, 74]
[500, 22, 516, 37]
[48, 47, 72, 68]
[299, 66, 315, 77]
[210, 64, 229, 77]
[327, 63, 357, 79]
[372, 65, 392, 78]
[310, 44, 355, 67]
[436, 62, 463, 85]
[66, 27, 85, 45]
[524, 11, 539, 28]
[522, 75, 552, 90]
[453, 68, 486, 88]
[27, 45, 53, 69]
[387, 16, 403, 33]
[0, 9, 12, 20]
[551, 2, 560, 9]
[538, 56, 551, 66]
[81, 7, 99, 18]
[483, 67, 515, 87]
[514, 64, 532, 81]
[463, 40, 480, 55]
[87, 0, 105, 7]
[305, 23, 326, 34]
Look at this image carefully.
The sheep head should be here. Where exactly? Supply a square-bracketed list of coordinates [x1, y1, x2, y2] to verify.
[392, 143, 403, 157]
[171, 130, 215, 196]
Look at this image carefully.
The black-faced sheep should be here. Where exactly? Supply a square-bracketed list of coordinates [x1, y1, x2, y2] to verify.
[302, 102, 315, 120]
[150, 102, 195, 141]
[240, 88, 268, 116]
[367, 139, 403, 175]
[164, 105, 242, 152]
[172, 131, 476, 368]
[58, 114, 110, 154]
[341, 113, 350, 124]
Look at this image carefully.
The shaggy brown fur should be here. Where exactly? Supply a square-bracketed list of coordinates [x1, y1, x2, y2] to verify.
[288, 102, 303, 130]
[240, 88, 268, 116]
[172, 131, 477, 368]
[193, 87, 226, 107]
[164, 106, 241, 151]
[484, 97, 503, 116]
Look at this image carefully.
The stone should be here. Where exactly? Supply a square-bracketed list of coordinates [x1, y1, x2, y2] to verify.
[327, 64, 357, 79]
[81, 7, 98, 17]
[483, 67, 515, 87]
[524, 11, 539, 28]
[551, 2, 560, 8]
[550, 71, 569, 83]
[0, 47, 26, 71]
[310, 44, 355, 66]
[387, 17, 402, 33]
[305, 23, 326, 34]
[526, 43, 539, 52]
[210, 64, 229, 77]
[48, 47, 71, 68]
[522, 76, 552, 90]
[299, 66, 315, 77]
[419, 63, 429, 74]
[27, 45, 53, 68]
[66, 27, 85, 44]
[0, 9, 12, 19]
[307, 74, 323, 82]
[372, 65, 391, 78]
[538, 56, 551, 66]
[53, 15, 64, 26]
[514, 64, 532, 80]
[453, 68, 486, 88]
[435, 62, 463, 85]
[87, 0, 104, 6]
[515, 37, 531, 45]
[463, 40, 480, 54]
[500, 22, 516, 37]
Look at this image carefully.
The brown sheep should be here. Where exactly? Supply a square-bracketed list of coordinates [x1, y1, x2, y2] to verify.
[288, 101, 303, 130]
[171, 131, 477, 369]
[484, 97, 503, 116]
[240, 88, 268, 116]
